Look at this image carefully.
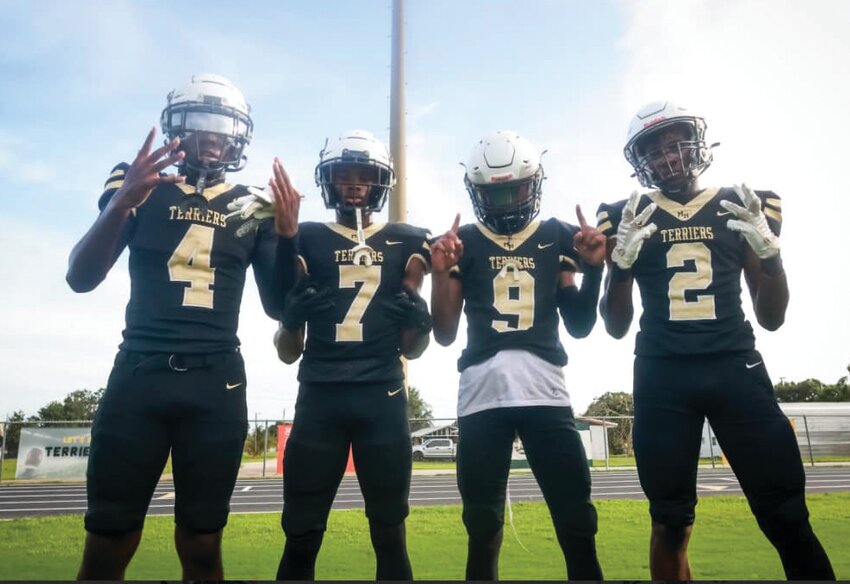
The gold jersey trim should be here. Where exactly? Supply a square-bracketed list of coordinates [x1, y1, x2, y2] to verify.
[559, 255, 579, 270]
[764, 207, 782, 223]
[765, 197, 782, 210]
[648, 187, 720, 222]
[474, 220, 541, 251]
[175, 181, 234, 202]
[406, 253, 430, 274]
[323, 221, 387, 242]
[597, 220, 613, 234]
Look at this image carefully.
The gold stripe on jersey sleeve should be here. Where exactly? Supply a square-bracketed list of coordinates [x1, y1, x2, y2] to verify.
[597, 220, 613, 233]
[104, 178, 124, 191]
[596, 210, 609, 222]
[474, 220, 541, 251]
[421, 240, 431, 252]
[764, 208, 782, 223]
[297, 255, 309, 275]
[765, 197, 782, 210]
[560, 255, 579, 270]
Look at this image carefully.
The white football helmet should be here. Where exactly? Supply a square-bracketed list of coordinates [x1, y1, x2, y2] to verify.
[314, 130, 395, 213]
[624, 101, 713, 190]
[464, 130, 544, 234]
[160, 74, 253, 174]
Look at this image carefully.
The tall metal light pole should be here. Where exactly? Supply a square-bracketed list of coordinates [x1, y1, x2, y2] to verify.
[389, 0, 406, 223]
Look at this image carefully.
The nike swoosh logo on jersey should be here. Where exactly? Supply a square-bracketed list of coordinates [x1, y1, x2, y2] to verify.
[745, 361, 762, 369]
[386, 240, 403, 245]
[537, 242, 554, 249]
[717, 210, 733, 217]
[226, 382, 243, 390]
[387, 387, 404, 396]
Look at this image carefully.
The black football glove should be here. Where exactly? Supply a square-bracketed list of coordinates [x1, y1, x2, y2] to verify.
[383, 285, 433, 334]
[281, 277, 335, 332]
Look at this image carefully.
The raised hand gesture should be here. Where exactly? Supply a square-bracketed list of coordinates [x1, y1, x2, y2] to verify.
[611, 190, 657, 270]
[720, 183, 780, 259]
[268, 157, 302, 238]
[113, 128, 184, 211]
[573, 204, 607, 267]
[431, 214, 464, 274]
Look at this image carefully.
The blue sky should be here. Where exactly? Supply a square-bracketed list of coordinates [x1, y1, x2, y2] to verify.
[1, 0, 849, 421]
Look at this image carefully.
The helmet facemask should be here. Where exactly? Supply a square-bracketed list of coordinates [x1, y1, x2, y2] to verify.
[625, 118, 713, 193]
[315, 132, 395, 215]
[466, 170, 543, 235]
[160, 75, 253, 192]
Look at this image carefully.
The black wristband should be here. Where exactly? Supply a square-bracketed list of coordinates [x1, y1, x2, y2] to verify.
[611, 265, 633, 282]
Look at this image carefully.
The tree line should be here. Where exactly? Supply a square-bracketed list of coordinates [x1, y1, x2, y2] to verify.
[2, 386, 435, 459]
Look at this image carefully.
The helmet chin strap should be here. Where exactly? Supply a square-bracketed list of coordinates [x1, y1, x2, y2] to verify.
[351, 207, 374, 266]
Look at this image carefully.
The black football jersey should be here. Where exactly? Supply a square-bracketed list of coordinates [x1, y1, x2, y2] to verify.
[98, 163, 280, 354]
[450, 218, 582, 372]
[597, 187, 783, 356]
[296, 221, 432, 383]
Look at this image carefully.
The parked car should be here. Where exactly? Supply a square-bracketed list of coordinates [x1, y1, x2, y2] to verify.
[412, 437, 457, 461]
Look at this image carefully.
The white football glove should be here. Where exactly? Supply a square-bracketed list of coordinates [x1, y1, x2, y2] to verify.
[225, 185, 275, 221]
[611, 190, 657, 270]
[720, 183, 780, 259]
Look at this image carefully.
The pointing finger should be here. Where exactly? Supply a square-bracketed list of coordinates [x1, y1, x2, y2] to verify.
[138, 127, 156, 158]
[576, 204, 588, 230]
[450, 213, 461, 234]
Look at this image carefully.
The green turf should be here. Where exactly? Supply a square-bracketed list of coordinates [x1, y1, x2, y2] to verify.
[0, 494, 847, 580]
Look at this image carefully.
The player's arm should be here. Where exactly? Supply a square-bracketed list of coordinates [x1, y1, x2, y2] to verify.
[66, 129, 183, 292]
[430, 214, 464, 346]
[726, 186, 787, 331]
[274, 262, 311, 364]
[599, 193, 656, 338]
[742, 250, 788, 331]
[557, 207, 605, 338]
[599, 240, 635, 339]
[399, 258, 430, 359]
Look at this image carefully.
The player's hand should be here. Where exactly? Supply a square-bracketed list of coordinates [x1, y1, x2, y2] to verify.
[573, 204, 606, 267]
[431, 214, 464, 274]
[112, 128, 185, 211]
[611, 190, 657, 270]
[720, 183, 780, 259]
[383, 285, 433, 334]
[225, 185, 275, 221]
[280, 277, 334, 332]
[268, 157, 301, 238]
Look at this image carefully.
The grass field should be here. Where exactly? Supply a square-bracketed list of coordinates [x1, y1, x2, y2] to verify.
[1, 494, 847, 580]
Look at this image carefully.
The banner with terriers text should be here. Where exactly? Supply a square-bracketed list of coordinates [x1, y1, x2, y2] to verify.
[16, 427, 91, 480]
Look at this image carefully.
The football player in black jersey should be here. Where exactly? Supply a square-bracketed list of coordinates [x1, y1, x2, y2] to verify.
[271, 130, 432, 581]
[598, 101, 834, 580]
[66, 74, 283, 580]
[431, 130, 606, 580]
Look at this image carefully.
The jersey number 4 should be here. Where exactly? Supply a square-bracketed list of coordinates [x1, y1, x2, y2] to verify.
[168, 224, 216, 309]
[667, 242, 716, 321]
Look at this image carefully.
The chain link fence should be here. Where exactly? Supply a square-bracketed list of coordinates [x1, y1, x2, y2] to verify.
[2, 414, 850, 482]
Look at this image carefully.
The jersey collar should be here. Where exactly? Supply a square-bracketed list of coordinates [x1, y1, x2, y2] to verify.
[175, 181, 234, 202]
[475, 220, 541, 252]
[324, 221, 387, 242]
[648, 187, 720, 222]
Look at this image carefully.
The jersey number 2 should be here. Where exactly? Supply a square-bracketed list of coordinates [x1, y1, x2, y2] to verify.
[667, 242, 715, 321]
[168, 224, 215, 309]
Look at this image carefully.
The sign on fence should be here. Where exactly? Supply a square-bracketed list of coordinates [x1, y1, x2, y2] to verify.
[16, 427, 91, 480]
